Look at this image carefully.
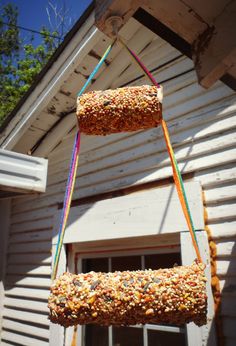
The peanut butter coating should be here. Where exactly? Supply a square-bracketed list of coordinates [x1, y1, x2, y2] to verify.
[48, 262, 207, 327]
[76, 85, 163, 135]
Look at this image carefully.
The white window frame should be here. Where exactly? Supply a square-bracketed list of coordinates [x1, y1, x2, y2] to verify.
[181, 231, 216, 346]
[73, 245, 185, 346]
[50, 182, 216, 346]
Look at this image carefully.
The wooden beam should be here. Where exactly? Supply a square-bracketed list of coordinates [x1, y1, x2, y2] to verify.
[133, 8, 192, 59]
[95, 0, 236, 89]
[134, 7, 236, 91]
[95, 0, 207, 42]
[95, 0, 140, 37]
[192, 1, 236, 88]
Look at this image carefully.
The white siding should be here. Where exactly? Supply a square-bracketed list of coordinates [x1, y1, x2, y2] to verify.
[1, 19, 236, 346]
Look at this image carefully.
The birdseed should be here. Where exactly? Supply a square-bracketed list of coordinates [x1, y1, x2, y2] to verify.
[48, 261, 207, 327]
[76, 85, 163, 135]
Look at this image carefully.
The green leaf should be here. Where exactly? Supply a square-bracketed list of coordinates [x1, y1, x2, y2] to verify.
[0, 2, 59, 126]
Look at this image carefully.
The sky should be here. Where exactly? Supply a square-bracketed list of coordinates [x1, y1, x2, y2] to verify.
[1, 0, 93, 45]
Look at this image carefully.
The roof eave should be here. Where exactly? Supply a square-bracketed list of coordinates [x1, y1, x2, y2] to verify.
[0, 2, 96, 150]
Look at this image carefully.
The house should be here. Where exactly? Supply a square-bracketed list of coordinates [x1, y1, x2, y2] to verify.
[0, 1, 235, 345]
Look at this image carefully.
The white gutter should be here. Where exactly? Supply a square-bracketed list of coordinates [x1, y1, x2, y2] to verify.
[0, 12, 102, 151]
[0, 149, 48, 195]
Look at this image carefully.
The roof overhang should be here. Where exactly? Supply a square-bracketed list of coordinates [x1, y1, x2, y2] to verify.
[0, 149, 48, 198]
[0, 5, 98, 152]
[95, 0, 236, 90]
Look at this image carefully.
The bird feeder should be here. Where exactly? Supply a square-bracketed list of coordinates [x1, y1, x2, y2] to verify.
[48, 39, 208, 330]
[48, 262, 207, 327]
[76, 85, 163, 135]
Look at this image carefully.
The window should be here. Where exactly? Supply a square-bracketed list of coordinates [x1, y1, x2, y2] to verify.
[52, 182, 215, 346]
[75, 248, 187, 346]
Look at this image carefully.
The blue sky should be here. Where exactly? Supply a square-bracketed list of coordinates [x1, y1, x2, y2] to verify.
[1, 0, 93, 44]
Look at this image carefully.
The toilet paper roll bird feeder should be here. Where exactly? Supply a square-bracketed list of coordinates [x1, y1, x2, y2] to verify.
[76, 85, 163, 135]
[49, 39, 208, 329]
[48, 262, 207, 328]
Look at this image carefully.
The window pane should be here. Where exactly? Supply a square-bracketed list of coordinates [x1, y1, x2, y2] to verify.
[82, 258, 108, 346]
[82, 257, 108, 273]
[113, 326, 143, 346]
[112, 256, 141, 271]
[85, 325, 108, 346]
[148, 330, 186, 346]
[144, 253, 181, 270]
[80, 253, 185, 346]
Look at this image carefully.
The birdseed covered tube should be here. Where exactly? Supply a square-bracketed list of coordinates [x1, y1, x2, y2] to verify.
[76, 85, 163, 135]
[48, 262, 207, 327]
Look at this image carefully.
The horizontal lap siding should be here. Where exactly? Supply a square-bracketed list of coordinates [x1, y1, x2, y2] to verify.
[2, 205, 53, 344]
[2, 196, 56, 344]
[2, 22, 236, 345]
